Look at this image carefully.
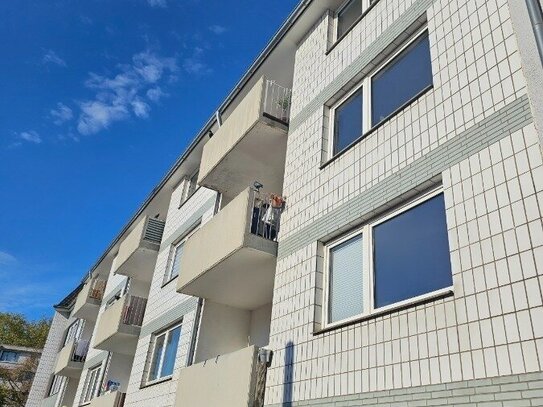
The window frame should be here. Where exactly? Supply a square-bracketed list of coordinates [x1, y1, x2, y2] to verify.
[145, 321, 183, 385]
[178, 170, 200, 209]
[335, 0, 377, 42]
[163, 223, 200, 285]
[322, 188, 453, 330]
[327, 26, 431, 159]
[81, 364, 102, 405]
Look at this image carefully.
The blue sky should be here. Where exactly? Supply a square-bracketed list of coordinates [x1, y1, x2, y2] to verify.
[0, 0, 298, 320]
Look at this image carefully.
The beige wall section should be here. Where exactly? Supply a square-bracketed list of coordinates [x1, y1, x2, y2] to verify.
[249, 304, 272, 348]
[175, 345, 259, 407]
[194, 301, 251, 363]
[105, 353, 134, 393]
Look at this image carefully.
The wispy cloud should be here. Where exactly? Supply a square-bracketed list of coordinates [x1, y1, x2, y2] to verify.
[183, 47, 211, 75]
[42, 49, 67, 67]
[18, 130, 42, 144]
[50, 103, 73, 125]
[208, 25, 227, 35]
[147, 0, 167, 7]
[0, 251, 17, 266]
[76, 50, 177, 135]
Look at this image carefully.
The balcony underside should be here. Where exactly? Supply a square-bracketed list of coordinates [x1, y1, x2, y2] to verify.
[94, 327, 140, 356]
[114, 245, 158, 283]
[54, 361, 83, 378]
[199, 119, 288, 200]
[72, 298, 101, 322]
[180, 242, 277, 310]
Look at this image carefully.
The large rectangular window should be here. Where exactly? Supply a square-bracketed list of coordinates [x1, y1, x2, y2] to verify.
[329, 29, 432, 157]
[81, 365, 102, 404]
[324, 190, 452, 326]
[371, 31, 433, 126]
[146, 322, 182, 383]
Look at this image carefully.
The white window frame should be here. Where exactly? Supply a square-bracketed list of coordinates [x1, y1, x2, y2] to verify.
[328, 26, 430, 158]
[81, 364, 102, 404]
[48, 375, 64, 396]
[335, 0, 373, 41]
[64, 319, 83, 346]
[322, 188, 453, 329]
[179, 170, 199, 208]
[164, 224, 200, 284]
[145, 321, 183, 384]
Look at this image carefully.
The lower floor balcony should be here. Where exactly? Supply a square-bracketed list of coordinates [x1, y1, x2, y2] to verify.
[89, 391, 126, 407]
[54, 339, 89, 378]
[40, 393, 58, 407]
[93, 295, 147, 355]
[175, 345, 268, 407]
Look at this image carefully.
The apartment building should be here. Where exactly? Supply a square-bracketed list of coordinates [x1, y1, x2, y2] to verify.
[27, 0, 543, 406]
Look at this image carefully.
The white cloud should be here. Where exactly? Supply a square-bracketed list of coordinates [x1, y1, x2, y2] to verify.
[147, 0, 167, 7]
[183, 47, 211, 75]
[42, 49, 66, 67]
[146, 87, 167, 102]
[50, 103, 73, 125]
[209, 25, 227, 35]
[19, 130, 42, 144]
[76, 50, 177, 135]
[0, 251, 17, 266]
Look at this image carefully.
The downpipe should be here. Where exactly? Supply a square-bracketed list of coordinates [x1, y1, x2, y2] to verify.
[525, 0, 543, 63]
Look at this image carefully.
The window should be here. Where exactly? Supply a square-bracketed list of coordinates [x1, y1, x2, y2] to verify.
[325, 190, 452, 326]
[179, 171, 199, 207]
[336, 0, 378, 39]
[81, 365, 102, 404]
[333, 88, 363, 155]
[48, 375, 64, 396]
[64, 319, 83, 346]
[0, 351, 19, 363]
[371, 31, 433, 126]
[164, 223, 200, 283]
[147, 322, 182, 383]
[329, 29, 432, 157]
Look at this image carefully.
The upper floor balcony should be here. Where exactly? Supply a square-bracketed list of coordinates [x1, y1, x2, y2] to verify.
[72, 278, 107, 322]
[177, 188, 280, 310]
[174, 345, 267, 407]
[112, 216, 165, 283]
[54, 339, 89, 378]
[93, 294, 147, 355]
[198, 76, 291, 201]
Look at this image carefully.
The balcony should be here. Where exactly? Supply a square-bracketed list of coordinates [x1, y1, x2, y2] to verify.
[41, 393, 59, 407]
[198, 76, 291, 200]
[175, 346, 267, 407]
[93, 295, 147, 355]
[177, 188, 280, 310]
[89, 391, 126, 407]
[113, 216, 165, 283]
[54, 339, 89, 378]
[72, 278, 106, 321]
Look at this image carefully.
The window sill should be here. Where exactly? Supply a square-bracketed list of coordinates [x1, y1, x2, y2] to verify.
[140, 376, 172, 389]
[320, 84, 433, 170]
[161, 275, 178, 289]
[326, 0, 382, 56]
[313, 286, 454, 335]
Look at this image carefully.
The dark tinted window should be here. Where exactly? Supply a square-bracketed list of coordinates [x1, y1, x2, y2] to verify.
[373, 194, 452, 308]
[337, 0, 363, 37]
[334, 88, 363, 155]
[371, 32, 432, 126]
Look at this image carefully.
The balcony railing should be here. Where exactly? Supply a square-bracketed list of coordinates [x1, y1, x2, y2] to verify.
[250, 190, 285, 242]
[89, 279, 107, 300]
[113, 216, 165, 282]
[262, 79, 292, 125]
[54, 339, 89, 377]
[94, 294, 147, 355]
[89, 391, 126, 407]
[177, 187, 279, 310]
[198, 76, 291, 200]
[73, 278, 107, 321]
[121, 295, 147, 327]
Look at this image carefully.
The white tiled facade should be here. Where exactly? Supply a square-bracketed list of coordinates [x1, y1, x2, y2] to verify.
[28, 0, 543, 406]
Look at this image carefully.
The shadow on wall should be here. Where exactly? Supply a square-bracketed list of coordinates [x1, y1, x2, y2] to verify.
[282, 341, 294, 406]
